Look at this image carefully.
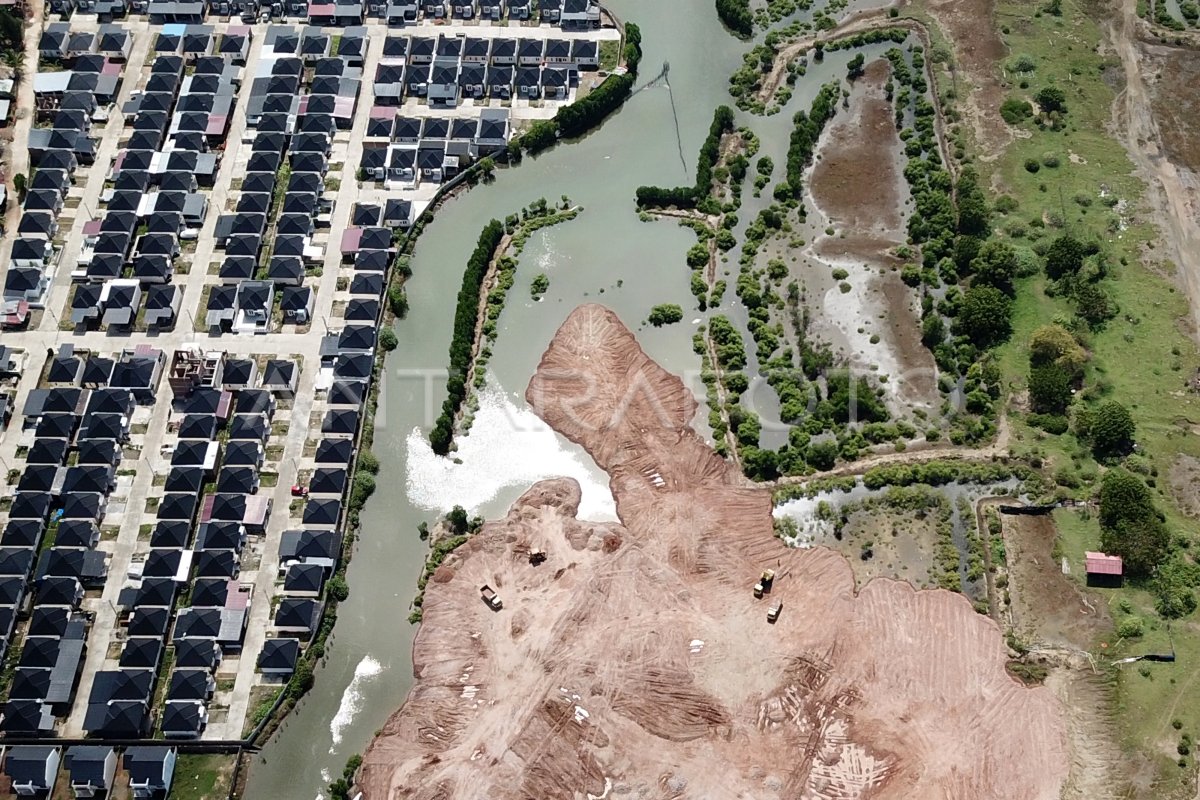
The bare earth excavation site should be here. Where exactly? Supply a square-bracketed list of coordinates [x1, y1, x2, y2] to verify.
[360, 306, 1068, 800]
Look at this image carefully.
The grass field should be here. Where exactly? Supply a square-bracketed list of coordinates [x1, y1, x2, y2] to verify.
[170, 754, 236, 800]
[913, 0, 1200, 789]
[1054, 508, 1199, 789]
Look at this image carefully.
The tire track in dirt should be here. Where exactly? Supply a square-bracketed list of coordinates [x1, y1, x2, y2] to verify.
[1047, 669, 1126, 800]
[1109, 0, 1200, 338]
[769, 411, 1011, 489]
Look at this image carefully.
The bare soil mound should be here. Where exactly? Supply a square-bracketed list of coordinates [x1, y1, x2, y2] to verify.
[360, 305, 1068, 800]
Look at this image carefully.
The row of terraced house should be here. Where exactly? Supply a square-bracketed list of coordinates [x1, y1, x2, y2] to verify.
[47, 0, 601, 31]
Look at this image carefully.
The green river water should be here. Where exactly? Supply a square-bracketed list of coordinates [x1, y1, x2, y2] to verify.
[245, 2, 881, 794]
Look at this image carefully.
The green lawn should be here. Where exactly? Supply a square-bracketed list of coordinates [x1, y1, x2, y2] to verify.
[986, 0, 1200, 495]
[169, 754, 235, 800]
[599, 39, 620, 71]
[1053, 508, 1198, 788]
[915, 0, 1200, 787]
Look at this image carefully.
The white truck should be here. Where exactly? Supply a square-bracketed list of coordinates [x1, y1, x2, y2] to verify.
[480, 584, 503, 610]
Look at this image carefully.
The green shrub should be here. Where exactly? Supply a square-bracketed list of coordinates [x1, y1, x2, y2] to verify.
[647, 303, 684, 327]
[357, 450, 380, 474]
[378, 327, 398, 352]
[387, 285, 408, 317]
[326, 575, 350, 602]
[430, 220, 505, 455]
[1000, 97, 1033, 124]
[686, 243, 710, 268]
[1116, 616, 1144, 638]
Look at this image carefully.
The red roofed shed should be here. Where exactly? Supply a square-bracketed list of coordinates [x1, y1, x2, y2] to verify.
[1085, 551, 1123, 587]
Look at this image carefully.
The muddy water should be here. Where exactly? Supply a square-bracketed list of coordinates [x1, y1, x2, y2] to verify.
[712, 42, 920, 449]
[246, 2, 750, 797]
[774, 478, 1019, 601]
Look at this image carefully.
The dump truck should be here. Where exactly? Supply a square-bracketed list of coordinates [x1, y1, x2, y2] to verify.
[767, 601, 782, 623]
[754, 569, 776, 598]
[480, 584, 503, 610]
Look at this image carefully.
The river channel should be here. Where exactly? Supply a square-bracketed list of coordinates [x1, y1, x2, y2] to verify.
[246, 1, 869, 795]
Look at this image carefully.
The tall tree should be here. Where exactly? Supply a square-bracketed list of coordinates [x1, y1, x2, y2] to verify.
[1099, 469, 1168, 576]
[1091, 400, 1135, 458]
[1028, 364, 1072, 414]
[955, 169, 991, 238]
[1044, 234, 1085, 280]
[1029, 324, 1087, 377]
[954, 285, 1013, 347]
[970, 239, 1019, 295]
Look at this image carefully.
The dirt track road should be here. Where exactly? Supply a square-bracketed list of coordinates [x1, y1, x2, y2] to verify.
[1110, 0, 1200, 338]
[771, 412, 1011, 488]
[755, 9, 891, 105]
[756, 13, 957, 183]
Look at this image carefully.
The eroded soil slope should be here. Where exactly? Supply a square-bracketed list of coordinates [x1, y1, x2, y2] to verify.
[360, 305, 1068, 800]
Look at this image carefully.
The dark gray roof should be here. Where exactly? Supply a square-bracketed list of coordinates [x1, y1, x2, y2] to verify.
[234, 389, 274, 416]
[162, 700, 205, 734]
[215, 465, 258, 495]
[120, 637, 165, 669]
[321, 408, 359, 436]
[167, 668, 211, 701]
[284, 562, 325, 594]
[178, 414, 219, 441]
[194, 549, 239, 579]
[173, 638, 220, 669]
[274, 597, 321, 633]
[257, 638, 299, 671]
[132, 576, 178, 608]
[128, 606, 171, 638]
[314, 437, 353, 465]
[1, 519, 44, 549]
[53, 520, 99, 548]
[302, 498, 341, 527]
[278, 529, 340, 562]
[123, 746, 175, 788]
[3, 746, 60, 785]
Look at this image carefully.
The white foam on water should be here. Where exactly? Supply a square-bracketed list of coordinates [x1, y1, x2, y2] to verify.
[328, 655, 384, 753]
[535, 228, 567, 274]
[406, 382, 617, 520]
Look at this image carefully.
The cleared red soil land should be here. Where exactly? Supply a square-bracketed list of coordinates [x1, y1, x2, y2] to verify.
[360, 305, 1068, 800]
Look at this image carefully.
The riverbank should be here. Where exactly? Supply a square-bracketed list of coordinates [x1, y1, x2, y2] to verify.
[244, 2, 747, 793]
[457, 201, 583, 439]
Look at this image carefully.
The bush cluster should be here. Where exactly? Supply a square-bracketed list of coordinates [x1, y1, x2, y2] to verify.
[429, 220, 505, 455]
[780, 82, 840, 200]
[635, 106, 736, 210]
[715, 0, 753, 37]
